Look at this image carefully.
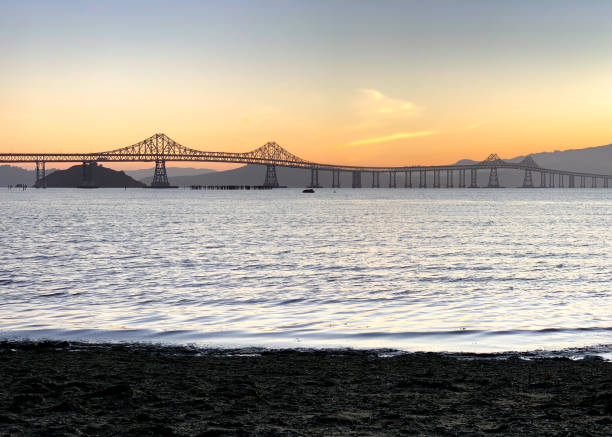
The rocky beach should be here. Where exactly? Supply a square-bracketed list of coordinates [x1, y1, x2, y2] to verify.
[0, 341, 610, 436]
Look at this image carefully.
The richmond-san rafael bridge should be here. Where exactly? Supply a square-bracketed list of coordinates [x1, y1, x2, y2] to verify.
[1, 133, 611, 189]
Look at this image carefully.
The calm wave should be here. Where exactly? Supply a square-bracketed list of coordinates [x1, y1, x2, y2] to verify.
[1, 188, 611, 354]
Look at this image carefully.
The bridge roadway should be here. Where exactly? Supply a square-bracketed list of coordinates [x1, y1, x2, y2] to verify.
[1, 133, 610, 189]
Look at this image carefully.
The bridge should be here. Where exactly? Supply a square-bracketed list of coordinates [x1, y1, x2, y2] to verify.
[1, 133, 610, 189]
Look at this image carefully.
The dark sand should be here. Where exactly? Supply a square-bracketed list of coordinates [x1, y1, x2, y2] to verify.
[0, 342, 611, 436]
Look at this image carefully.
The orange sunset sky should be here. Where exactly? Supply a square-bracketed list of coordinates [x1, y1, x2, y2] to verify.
[2, 1, 612, 170]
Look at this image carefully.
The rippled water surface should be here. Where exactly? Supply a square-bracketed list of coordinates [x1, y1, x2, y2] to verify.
[1, 188, 611, 353]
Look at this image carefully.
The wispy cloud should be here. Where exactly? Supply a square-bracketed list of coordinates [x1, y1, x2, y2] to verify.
[346, 131, 436, 146]
[358, 89, 420, 118]
[462, 121, 488, 131]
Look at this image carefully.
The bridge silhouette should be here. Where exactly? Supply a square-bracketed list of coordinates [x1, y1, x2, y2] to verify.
[1, 133, 610, 189]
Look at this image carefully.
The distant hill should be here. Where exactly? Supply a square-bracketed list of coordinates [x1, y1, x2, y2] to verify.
[454, 143, 612, 187]
[456, 143, 612, 173]
[125, 167, 216, 183]
[0, 165, 58, 186]
[38, 163, 145, 188]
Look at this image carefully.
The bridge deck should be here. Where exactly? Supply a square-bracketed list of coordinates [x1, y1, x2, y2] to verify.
[1, 133, 611, 181]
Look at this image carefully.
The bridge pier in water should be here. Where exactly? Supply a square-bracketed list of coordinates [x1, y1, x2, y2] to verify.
[549, 172, 555, 188]
[307, 168, 321, 188]
[351, 171, 361, 188]
[35, 161, 46, 188]
[580, 176, 586, 188]
[522, 169, 534, 188]
[458, 169, 466, 188]
[540, 171, 546, 188]
[388, 172, 397, 188]
[371, 171, 380, 188]
[446, 170, 453, 188]
[569, 175, 575, 188]
[263, 164, 280, 188]
[487, 167, 499, 188]
[469, 169, 478, 188]
[433, 170, 441, 188]
[332, 169, 341, 188]
[419, 170, 427, 188]
[405, 171, 412, 188]
[605, 178, 609, 188]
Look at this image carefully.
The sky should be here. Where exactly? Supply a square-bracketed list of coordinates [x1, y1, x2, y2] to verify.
[2, 0, 612, 169]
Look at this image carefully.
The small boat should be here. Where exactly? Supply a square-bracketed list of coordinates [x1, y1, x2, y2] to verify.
[302, 188, 315, 193]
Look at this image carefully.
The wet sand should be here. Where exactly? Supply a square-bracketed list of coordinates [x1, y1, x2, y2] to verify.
[0, 341, 611, 436]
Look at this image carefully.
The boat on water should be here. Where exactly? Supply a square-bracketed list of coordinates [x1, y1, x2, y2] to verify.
[302, 188, 315, 193]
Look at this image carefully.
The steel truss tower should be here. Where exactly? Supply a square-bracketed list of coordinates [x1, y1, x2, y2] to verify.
[150, 159, 170, 187]
[263, 164, 280, 188]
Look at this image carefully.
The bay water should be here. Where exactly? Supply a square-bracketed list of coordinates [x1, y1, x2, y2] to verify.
[1, 188, 611, 355]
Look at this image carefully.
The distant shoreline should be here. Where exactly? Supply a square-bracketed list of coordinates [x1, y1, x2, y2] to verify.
[1, 341, 610, 435]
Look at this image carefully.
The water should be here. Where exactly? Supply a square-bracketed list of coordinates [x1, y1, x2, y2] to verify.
[0, 188, 611, 355]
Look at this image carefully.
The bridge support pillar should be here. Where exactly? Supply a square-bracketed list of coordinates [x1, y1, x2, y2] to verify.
[371, 171, 379, 188]
[388, 172, 396, 188]
[469, 169, 478, 188]
[446, 169, 453, 188]
[332, 169, 341, 188]
[308, 168, 321, 188]
[605, 178, 609, 188]
[522, 169, 534, 188]
[405, 171, 412, 188]
[459, 169, 466, 188]
[559, 174, 564, 187]
[35, 161, 46, 188]
[433, 170, 441, 188]
[540, 171, 546, 188]
[569, 175, 575, 188]
[79, 161, 98, 188]
[580, 176, 586, 188]
[150, 159, 171, 188]
[549, 172, 555, 188]
[592, 177, 597, 188]
[487, 167, 499, 188]
[352, 171, 361, 188]
[419, 170, 426, 188]
[262, 164, 280, 188]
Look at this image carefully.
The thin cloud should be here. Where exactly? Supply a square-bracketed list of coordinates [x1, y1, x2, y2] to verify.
[358, 89, 420, 118]
[361, 89, 384, 101]
[346, 131, 436, 146]
[462, 121, 488, 131]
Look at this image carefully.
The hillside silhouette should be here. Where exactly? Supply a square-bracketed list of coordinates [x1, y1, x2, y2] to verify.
[37, 163, 145, 188]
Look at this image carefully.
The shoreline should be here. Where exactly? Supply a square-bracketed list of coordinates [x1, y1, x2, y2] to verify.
[2, 329, 611, 360]
[1, 341, 611, 435]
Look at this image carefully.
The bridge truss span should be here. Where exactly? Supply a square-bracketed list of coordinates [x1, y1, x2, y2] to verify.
[1, 133, 611, 188]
